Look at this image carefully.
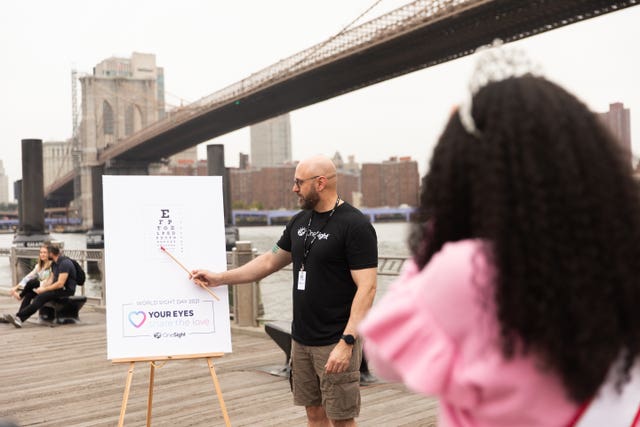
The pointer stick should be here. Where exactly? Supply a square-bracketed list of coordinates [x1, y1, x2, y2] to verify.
[160, 246, 220, 301]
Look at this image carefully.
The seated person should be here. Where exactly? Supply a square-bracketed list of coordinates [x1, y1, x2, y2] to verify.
[4, 244, 77, 328]
[9, 244, 52, 302]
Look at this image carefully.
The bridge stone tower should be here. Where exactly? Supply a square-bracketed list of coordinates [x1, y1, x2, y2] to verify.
[78, 52, 166, 229]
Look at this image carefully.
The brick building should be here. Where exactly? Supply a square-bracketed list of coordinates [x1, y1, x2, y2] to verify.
[166, 153, 415, 211]
[229, 166, 360, 210]
[361, 157, 419, 207]
[167, 159, 208, 176]
[337, 172, 359, 207]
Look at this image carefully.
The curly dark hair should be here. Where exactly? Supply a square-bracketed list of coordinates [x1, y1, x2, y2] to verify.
[410, 75, 640, 403]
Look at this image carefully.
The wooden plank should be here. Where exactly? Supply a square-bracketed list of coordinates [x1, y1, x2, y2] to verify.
[0, 295, 437, 426]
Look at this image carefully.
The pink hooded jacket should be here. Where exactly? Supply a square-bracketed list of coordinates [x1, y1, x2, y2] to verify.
[359, 240, 579, 427]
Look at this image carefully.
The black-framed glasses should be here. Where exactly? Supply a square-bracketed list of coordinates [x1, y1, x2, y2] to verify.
[293, 175, 320, 188]
[293, 174, 336, 188]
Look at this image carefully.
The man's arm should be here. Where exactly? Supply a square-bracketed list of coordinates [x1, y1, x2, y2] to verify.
[36, 272, 67, 294]
[41, 272, 54, 287]
[325, 267, 377, 374]
[343, 267, 378, 337]
[191, 244, 292, 288]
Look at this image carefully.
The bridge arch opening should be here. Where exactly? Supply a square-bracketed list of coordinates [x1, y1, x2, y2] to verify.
[125, 104, 143, 136]
[102, 100, 114, 137]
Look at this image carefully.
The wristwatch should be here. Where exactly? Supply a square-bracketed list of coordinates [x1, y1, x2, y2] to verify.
[341, 334, 356, 345]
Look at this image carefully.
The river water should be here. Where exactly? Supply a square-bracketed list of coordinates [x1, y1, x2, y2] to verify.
[234, 222, 412, 256]
[0, 222, 412, 288]
[1, 223, 412, 320]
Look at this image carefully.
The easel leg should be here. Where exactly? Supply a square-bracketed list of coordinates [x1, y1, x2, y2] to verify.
[147, 362, 156, 427]
[119, 362, 135, 427]
[207, 358, 231, 427]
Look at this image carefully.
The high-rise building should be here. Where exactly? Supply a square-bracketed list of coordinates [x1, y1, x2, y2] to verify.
[343, 155, 360, 175]
[0, 159, 9, 204]
[598, 102, 632, 165]
[239, 153, 250, 170]
[332, 151, 345, 170]
[361, 156, 420, 208]
[250, 114, 291, 168]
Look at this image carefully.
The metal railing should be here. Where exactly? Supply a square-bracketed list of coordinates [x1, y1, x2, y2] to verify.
[0, 247, 105, 304]
[1, 245, 407, 323]
[279, 254, 406, 276]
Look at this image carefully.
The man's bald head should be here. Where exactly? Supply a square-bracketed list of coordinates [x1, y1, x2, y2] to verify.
[297, 155, 336, 179]
[294, 155, 339, 211]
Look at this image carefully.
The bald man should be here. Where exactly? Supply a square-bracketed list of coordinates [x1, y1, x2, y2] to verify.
[192, 155, 378, 427]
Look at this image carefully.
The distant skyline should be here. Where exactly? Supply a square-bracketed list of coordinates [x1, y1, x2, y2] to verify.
[1, 1, 639, 201]
[0, 159, 8, 205]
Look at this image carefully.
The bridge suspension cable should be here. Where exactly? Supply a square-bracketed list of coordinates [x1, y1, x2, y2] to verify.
[290, 0, 387, 69]
[75, 0, 638, 171]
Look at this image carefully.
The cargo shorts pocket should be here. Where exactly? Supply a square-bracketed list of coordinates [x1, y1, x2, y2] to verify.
[321, 371, 361, 420]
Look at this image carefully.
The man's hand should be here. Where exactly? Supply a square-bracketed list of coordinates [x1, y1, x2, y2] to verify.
[324, 341, 354, 374]
[34, 286, 45, 295]
[190, 269, 224, 288]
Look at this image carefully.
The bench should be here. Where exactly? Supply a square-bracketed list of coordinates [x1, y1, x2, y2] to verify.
[39, 296, 87, 324]
[265, 321, 293, 377]
[264, 321, 377, 384]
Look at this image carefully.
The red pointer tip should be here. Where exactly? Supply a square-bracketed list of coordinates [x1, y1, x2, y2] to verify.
[160, 246, 166, 251]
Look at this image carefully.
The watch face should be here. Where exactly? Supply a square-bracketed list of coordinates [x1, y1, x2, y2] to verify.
[342, 334, 355, 345]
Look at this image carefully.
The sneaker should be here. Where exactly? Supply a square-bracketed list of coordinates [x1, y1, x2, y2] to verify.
[0, 313, 10, 323]
[360, 371, 379, 386]
[7, 314, 22, 328]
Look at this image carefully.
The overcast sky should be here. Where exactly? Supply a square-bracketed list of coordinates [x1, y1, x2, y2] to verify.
[1, 1, 639, 201]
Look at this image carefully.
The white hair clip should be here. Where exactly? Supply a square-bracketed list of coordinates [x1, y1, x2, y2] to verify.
[458, 94, 481, 138]
[458, 39, 543, 138]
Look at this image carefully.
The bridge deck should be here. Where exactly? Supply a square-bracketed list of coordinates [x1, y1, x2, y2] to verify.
[47, 0, 638, 203]
[0, 296, 436, 426]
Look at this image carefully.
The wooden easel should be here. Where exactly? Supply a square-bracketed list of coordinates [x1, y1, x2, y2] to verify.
[112, 353, 231, 427]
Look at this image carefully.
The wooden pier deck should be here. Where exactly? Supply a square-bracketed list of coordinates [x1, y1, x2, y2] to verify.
[0, 296, 437, 426]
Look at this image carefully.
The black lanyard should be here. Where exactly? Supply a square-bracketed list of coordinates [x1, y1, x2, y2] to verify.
[301, 197, 340, 271]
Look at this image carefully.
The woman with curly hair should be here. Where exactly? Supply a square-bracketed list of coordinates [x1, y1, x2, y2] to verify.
[359, 74, 640, 426]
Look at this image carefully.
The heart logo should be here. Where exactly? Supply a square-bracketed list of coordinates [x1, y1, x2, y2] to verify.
[128, 311, 147, 328]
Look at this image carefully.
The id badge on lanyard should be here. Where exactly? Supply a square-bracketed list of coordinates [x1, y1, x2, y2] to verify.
[297, 197, 340, 293]
[297, 269, 306, 290]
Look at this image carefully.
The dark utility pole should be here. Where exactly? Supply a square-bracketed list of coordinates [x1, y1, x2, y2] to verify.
[13, 139, 49, 247]
[207, 144, 238, 250]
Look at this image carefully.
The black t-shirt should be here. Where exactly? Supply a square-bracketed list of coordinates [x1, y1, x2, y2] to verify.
[52, 255, 77, 293]
[277, 202, 378, 345]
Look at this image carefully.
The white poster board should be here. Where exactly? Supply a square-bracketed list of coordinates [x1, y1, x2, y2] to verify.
[103, 176, 231, 360]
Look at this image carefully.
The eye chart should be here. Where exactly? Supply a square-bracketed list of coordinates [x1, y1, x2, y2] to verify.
[103, 176, 231, 360]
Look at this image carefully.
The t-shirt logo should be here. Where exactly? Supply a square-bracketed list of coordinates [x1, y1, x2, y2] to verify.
[297, 227, 330, 241]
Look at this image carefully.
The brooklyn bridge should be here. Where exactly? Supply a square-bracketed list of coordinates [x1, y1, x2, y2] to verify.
[41, 0, 638, 229]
